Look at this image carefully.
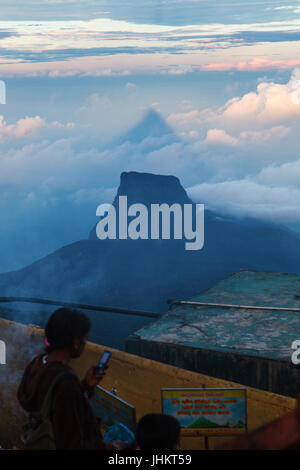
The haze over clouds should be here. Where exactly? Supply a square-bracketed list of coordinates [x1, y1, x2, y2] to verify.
[1, 1, 300, 76]
[0, 70, 299, 223]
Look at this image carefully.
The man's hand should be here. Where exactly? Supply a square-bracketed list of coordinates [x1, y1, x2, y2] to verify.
[84, 365, 106, 389]
[112, 440, 128, 451]
[104, 440, 128, 451]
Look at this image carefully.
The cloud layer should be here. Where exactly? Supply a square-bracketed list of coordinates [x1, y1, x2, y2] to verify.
[1, 7, 300, 76]
[0, 70, 300, 225]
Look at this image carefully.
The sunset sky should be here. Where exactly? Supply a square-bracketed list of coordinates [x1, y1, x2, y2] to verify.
[1, 0, 300, 270]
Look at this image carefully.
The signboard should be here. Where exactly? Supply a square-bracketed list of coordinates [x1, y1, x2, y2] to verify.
[91, 385, 136, 433]
[161, 388, 247, 437]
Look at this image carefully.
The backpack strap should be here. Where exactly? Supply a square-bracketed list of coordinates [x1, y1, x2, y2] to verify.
[39, 371, 75, 420]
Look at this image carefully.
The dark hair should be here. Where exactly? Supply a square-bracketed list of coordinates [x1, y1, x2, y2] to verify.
[45, 308, 91, 353]
[136, 414, 180, 450]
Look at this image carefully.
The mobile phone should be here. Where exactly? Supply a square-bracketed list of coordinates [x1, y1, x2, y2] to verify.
[94, 350, 112, 376]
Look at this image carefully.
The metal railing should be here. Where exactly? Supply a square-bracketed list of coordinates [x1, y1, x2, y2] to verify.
[168, 299, 300, 313]
[1, 296, 298, 318]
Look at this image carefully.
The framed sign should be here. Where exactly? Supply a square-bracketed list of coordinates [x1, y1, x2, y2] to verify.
[161, 388, 247, 437]
[91, 385, 136, 433]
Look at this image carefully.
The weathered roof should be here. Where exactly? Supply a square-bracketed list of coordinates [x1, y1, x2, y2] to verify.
[131, 270, 300, 361]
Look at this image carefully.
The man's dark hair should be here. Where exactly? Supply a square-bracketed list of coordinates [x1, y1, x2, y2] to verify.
[45, 308, 91, 353]
[136, 414, 180, 450]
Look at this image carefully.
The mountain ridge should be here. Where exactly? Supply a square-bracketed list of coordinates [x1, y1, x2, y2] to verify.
[2, 171, 300, 349]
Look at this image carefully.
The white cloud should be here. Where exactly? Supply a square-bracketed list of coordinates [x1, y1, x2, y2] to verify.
[126, 82, 137, 89]
[0, 69, 300, 224]
[238, 126, 290, 143]
[258, 158, 300, 186]
[0, 115, 45, 142]
[208, 69, 300, 131]
[167, 110, 203, 134]
[0, 115, 75, 143]
[2, 16, 300, 76]
[274, 6, 294, 10]
[167, 70, 300, 143]
[70, 186, 117, 204]
[76, 93, 111, 114]
[187, 179, 300, 223]
[205, 125, 290, 146]
[205, 129, 238, 146]
[51, 121, 75, 129]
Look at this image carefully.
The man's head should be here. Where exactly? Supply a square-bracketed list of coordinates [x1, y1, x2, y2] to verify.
[136, 414, 181, 451]
[45, 307, 91, 358]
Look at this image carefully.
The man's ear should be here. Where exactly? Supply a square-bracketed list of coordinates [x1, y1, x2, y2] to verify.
[73, 337, 83, 353]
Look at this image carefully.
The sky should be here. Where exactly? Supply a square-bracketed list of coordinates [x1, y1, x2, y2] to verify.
[1, 0, 300, 271]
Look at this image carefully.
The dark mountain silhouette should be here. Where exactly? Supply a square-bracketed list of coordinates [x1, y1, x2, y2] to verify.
[1, 171, 300, 349]
[89, 171, 191, 240]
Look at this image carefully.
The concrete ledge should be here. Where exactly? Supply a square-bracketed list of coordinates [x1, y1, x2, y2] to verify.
[126, 335, 300, 397]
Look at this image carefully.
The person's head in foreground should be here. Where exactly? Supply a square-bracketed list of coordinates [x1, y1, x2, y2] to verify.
[45, 307, 91, 360]
[136, 414, 181, 450]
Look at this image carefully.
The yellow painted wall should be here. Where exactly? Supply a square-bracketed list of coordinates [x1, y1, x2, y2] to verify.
[0, 317, 296, 449]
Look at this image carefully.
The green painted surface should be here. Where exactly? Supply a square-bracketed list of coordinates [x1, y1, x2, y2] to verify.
[130, 270, 300, 362]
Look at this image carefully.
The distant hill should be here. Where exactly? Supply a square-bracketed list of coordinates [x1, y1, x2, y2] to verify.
[189, 415, 223, 429]
[1, 171, 300, 349]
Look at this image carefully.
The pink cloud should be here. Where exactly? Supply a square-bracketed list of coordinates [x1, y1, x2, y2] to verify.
[0, 115, 45, 141]
[201, 58, 300, 72]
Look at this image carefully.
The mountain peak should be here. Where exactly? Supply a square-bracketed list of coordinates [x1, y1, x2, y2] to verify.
[115, 171, 191, 205]
[88, 171, 192, 240]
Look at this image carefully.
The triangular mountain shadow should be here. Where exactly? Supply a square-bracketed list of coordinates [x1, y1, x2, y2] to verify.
[1, 171, 300, 350]
[115, 109, 180, 145]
